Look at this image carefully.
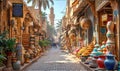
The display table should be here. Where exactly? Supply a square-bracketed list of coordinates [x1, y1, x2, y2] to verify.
[80, 61, 118, 71]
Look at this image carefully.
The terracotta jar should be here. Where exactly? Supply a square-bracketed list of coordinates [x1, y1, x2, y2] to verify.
[97, 55, 106, 69]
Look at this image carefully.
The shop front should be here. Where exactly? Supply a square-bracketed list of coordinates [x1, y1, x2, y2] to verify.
[69, 0, 120, 70]
[95, 0, 119, 60]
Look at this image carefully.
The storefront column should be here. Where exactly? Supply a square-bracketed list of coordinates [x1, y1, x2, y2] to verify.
[111, 0, 120, 61]
[118, 0, 120, 61]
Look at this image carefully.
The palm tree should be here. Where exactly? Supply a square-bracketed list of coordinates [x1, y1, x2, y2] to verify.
[56, 20, 62, 33]
[27, 0, 54, 24]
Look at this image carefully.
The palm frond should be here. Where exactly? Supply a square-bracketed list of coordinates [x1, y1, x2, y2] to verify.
[50, 0, 54, 5]
[27, 0, 32, 3]
[38, 0, 42, 10]
[46, 0, 50, 9]
[42, 0, 47, 10]
[32, 0, 37, 8]
[27, 0, 54, 10]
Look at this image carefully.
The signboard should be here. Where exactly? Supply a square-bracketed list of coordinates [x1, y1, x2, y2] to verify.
[12, 3, 23, 17]
[102, 14, 107, 22]
[101, 14, 113, 26]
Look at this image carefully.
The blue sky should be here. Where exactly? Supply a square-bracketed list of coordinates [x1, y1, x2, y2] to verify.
[43, 0, 66, 28]
[25, 0, 66, 29]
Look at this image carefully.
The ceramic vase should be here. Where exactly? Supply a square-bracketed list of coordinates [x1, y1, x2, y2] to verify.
[97, 55, 106, 69]
[80, 56, 88, 62]
[85, 57, 92, 64]
[104, 53, 116, 70]
[12, 60, 21, 70]
[89, 57, 98, 68]
[106, 21, 115, 53]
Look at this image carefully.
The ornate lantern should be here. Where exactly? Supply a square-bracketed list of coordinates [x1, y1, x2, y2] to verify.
[79, 17, 90, 30]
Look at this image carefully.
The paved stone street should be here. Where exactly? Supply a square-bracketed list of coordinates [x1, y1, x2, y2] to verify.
[24, 47, 88, 71]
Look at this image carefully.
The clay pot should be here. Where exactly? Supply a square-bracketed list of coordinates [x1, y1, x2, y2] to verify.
[12, 60, 21, 70]
[97, 55, 106, 69]
[80, 56, 88, 62]
[6, 52, 13, 56]
[89, 57, 98, 68]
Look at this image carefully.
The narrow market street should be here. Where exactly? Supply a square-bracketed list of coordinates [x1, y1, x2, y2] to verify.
[0, 0, 120, 71]
[24, 47, 87, 71]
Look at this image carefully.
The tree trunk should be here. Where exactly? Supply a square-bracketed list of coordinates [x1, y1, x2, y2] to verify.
[39, 0, 42, 24]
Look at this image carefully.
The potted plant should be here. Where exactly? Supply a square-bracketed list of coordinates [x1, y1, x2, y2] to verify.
[0, 54, 6, 66]
[0, 31, 7, 70]
[0, 30, 16, 56]
[0, 54, 6, 69]
[5, 38, 16, 56]
[39, 39, 50, 51]
[0, 54, 6, 71]
[0, 30, 8, 50]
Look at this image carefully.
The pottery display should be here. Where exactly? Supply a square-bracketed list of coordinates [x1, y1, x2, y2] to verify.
[90, 47, 103, 56]
[91, 44, 100, 56]
[89, 43, 104, 69]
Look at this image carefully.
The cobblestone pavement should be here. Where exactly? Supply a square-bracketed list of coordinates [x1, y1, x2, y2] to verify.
[24, 47, 88, 71]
